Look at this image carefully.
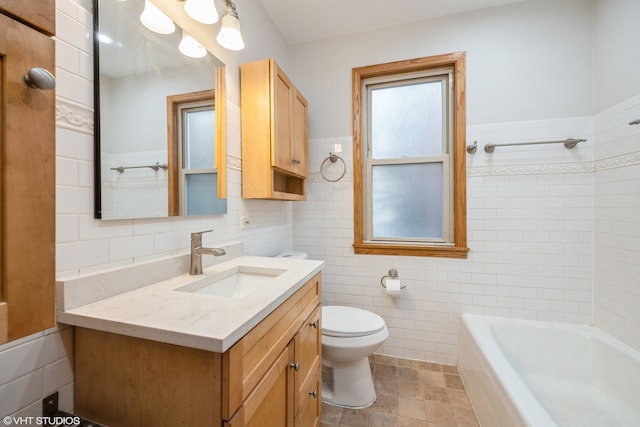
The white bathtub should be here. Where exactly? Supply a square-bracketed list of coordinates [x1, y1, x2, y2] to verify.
[457, 314, 640, 427]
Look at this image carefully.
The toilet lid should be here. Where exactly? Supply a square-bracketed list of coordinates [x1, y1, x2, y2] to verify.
[322, 305, 387, 338]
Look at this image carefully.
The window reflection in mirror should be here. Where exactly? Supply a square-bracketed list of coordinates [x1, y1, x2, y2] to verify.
[93, 0, 227, 219]
[167, 90, 227, 215]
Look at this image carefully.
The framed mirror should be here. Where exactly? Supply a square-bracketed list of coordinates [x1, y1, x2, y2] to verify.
[93, 0, 227, 219]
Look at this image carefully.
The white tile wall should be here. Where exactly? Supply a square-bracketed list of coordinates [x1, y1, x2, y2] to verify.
[295, 117, 595, 364]
[594, 93, 640, 352]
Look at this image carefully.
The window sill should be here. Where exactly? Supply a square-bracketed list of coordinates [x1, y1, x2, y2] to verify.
[353, 243, 469, 259]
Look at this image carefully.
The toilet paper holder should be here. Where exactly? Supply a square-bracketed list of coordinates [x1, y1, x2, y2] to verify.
[380, 268, 406, 289]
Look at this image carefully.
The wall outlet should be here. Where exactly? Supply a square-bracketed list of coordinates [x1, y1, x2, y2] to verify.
[240, 216, 252, 229]
[332, 143, 343, 153]
[43, 391, 58, 417]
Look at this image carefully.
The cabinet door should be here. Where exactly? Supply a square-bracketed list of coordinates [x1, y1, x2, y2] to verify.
[290, 89, 308, 177]
[0, 0, 55, 35]
[294, 307, 321, 424]
[226, 342, 295, 427]
[272, 63, 294, 173]
[0, 13, 55, 344]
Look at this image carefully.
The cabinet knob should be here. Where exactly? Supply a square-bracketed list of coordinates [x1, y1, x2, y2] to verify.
[289, 361, 300, 371]
[292, 159, 301, 165]
[24, 68, 56, 90]
[309, 320, 318, 329]
[309, 390, 317, 398]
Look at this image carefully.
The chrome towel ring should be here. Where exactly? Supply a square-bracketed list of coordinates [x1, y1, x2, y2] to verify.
[320, 152, 346, 182]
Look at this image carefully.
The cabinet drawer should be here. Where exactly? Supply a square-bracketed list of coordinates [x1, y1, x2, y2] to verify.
[0, 0, 55, 35]
[223, 273, 321, 418]
[295, 306, 321, 414]
[296, 364, 321, 427]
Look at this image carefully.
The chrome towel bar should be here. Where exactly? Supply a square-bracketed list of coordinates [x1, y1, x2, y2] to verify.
[110, 162, 168, 173]
[484, 138, 586, 153]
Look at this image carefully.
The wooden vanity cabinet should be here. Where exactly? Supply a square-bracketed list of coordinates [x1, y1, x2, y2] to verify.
[241, 59, 309, 200]
[0, 1, 55, 344]
[75, 273, 322, 427]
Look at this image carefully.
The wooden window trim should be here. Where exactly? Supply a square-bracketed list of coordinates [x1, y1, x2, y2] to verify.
[352, 52, 469, 258]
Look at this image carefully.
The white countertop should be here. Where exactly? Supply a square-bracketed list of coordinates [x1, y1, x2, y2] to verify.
[57, 255, 324, 353]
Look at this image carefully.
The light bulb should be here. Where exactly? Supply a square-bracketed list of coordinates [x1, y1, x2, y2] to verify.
[216, 7, 244, 51]
[140, 0, 175, 34]
[184, 0, 219, 24]
[179, 31, 207, 58]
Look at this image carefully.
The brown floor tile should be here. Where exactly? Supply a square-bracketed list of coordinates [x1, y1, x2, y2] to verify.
[447, 389, 471, 409]
[421, 370, 446, 388]
[322, 402, 343, 424]
[441, 365, 459, 375]
[397, 358, 442, 372]
[399, 416, 429, 426]
[370, 412, 399, 427]
[443, 374, 465, 390]
[397, 397, 427, 421]
[340, 408, 370, 426]
[453, 407, 480, 427]
[423, 385, 449, 404]
[323, 355, 479, 427]
[397, 380, 422, 399]
[371, 392, 398, 415]
[425, 401, 456, 426]
[375, 363, 398, 378]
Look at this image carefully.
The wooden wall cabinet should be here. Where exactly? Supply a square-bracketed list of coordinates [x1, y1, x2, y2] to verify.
[0, 1, 55, 344]
[75, 274, 322, 427]
[241, 59, 309, 200]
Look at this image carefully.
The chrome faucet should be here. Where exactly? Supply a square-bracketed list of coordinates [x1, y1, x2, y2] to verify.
[189, 230, 226, 275]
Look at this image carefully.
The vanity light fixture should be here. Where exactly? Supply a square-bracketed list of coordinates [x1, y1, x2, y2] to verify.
[216, 0, 245, 51]
[183, 0, 219, 24]
[140, 0, 176, 34]
[179, 30, 208, 58]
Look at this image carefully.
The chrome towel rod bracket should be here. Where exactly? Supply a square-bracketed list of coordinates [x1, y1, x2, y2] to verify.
[484, 138, 586, 153]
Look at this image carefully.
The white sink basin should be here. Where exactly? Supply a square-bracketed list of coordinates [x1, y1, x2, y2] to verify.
[175, 265, 287, 299]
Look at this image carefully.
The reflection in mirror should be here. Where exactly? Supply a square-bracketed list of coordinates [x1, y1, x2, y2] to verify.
[94, 0, 227, 219]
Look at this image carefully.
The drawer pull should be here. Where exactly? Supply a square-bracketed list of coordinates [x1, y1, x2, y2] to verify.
[289, 362, 300, 371]
[309, 320, 318, 329]
[24, 68, 56, 90]
[309, 390, 317, 398]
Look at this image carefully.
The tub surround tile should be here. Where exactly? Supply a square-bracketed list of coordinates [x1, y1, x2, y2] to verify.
[321, 355, 479, 427]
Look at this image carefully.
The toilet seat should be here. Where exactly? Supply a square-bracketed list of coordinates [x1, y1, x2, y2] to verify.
[322, 306, 386, 338]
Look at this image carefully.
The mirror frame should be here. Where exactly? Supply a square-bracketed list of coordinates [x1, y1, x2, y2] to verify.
[92, 0, 227, 219]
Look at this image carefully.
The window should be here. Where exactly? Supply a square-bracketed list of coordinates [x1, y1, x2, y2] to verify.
[353, 53, 468, 258]
[167, 89, 227, 216]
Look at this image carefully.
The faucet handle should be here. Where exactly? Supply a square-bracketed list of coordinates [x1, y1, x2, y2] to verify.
[191, 229, 213, 243]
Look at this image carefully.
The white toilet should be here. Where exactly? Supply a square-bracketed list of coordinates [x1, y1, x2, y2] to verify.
[274, 251, 389, 408]
[321, 305, 389, 408]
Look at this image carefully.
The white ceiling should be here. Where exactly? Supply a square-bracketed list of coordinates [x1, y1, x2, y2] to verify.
[257, 0, 526, 44]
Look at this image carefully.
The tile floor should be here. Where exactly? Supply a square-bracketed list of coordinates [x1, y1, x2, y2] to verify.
[320, 354, 480, 427]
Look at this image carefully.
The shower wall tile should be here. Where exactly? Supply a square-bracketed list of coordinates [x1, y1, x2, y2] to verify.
[594, 93, 640, 352]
